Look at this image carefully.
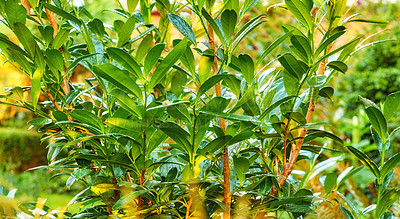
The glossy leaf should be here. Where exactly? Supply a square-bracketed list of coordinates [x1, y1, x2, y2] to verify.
[196, 74, 230, 102]
[113, 190, 148, 211]
[14, 22, 36, 56]
[5, 0, 26, 29]
[257, 30, 292, 66]
[70, 109, 104, 131]
[201, 8, 225, 45]
[93, 63, 143, 103]
[315, 31, 346, 56]
[148, 38, 187, 89]
[319, 87, 334, 100]
[284, 0, 313, 30]
[168, 13, 196, 45]
[110, 89, 142, 118]
[117, 16, 136, 47]
[233, 156, 250, 183]
[347, 146, 380, 178]
[136, 34, 153, 63]
[238, 54, 254, 84]
[52, 29, 70, 49]
[31, 69, 42, 110]
[221, 9, 237, 41]
[198, 53, 214, 84]
[383, 91, 400, 121]
[376, 189, 400, 218]
[160, 122, 191, 153]
[290, 35, 312, 63]
[42, 3, 82, 25]
[105, 118, 141, 132]
[365, 106, 387, 142]
[381, 153, 400, 178]
[106, 47, 143, 80]
[327, 61, 348, 73]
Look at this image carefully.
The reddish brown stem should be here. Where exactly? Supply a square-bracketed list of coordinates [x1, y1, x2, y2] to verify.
[207, 20, 230, 219]
[185, 196, 193, 219]
[283, 122, 290, 170]
[138, 169, 146, 210]
[47, 91, 61, 110]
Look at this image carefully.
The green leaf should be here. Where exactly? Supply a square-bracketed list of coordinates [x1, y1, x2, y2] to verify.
[136, 34, 153, 63]
[117, 16, 137, 47]
[315, 31, 346, 56]
[93, 63, 143, 103]
[233, 156, 250, 183]
[45, 49, 64, 79]
[167, 104, 190, 122]
[238, 54, 254, 84]
[38, 25, 54, 45]
[201, 8, 225, 45]
[160, 122, 192, 153]
[88, 18, 105, 37]
[231, 15, 263, 50]
[199, 135, 231, 155]
[376, 189, 400, 218]
[127, 0, 139, 14]
[259, 95, 297, 121]
[221, 9, 237, 41]
[383, 91, 400, 121]
[106, 47, 143, 80]
[70, 109, 104, 131]
[148, 38, 187, 89]
[180, 46, 196, 76]
[200, 111, 257, 123]
[365, 107, 387, 142]
[7, 48, 32, 75]
[110, 89, 142, 118]
[168, 13, 196, 45]
[278, 53, 306, 80]
[31, 69, 43, 110]
[5, 0, 26, 29]
[347, 18, 389, 25]
[52, 29, 70, 49]
[347, 146, 380, 178]
[14, 22, 36, 56]
[196, 74, 231, 102]
[198, 53, 214, 84]
[113, 190, 148, 211]
[105, 118, 141, 132]
[42, 3, 82, 25]
[284, 0, 313, 30]
[319, 87, 334, 100]
[338, 203, 356, 219]
[257, 31, 292, 66]
[72, 169, 91, 180]
[283, 70, 300, 96]
[324, 173, 337, 193]
[327, 61, 348, 73]
[381, 153, 400, 178]
[290, 35, 312, 63]
[144, 43, 165, 75]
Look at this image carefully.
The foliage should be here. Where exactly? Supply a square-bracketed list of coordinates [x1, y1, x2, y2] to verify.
[0, 127, 46, 171]
[0, 0, 398, 218]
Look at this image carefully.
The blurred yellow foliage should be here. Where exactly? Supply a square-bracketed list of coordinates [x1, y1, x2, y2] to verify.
[0, 56, 29, 121]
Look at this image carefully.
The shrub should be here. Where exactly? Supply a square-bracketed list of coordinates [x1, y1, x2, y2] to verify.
[0, 0, 398, 218]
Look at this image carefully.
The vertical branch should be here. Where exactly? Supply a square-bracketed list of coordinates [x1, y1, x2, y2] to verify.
[207, 22, 230, 219]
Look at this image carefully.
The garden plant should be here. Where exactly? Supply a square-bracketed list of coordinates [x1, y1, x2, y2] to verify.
[0, 0, 399, 218]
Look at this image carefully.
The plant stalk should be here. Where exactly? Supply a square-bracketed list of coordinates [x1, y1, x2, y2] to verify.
[207, 21, 230, 219]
